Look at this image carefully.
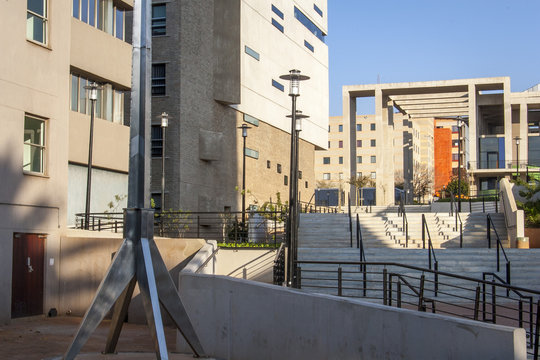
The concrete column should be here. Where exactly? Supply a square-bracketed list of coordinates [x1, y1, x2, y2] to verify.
[343, 91, 356, 203]
[467, 84, 478, 169]
[375, 88, 394, 206]
[520, 102, 528, 166]
[503, 78, 512, 170]
[403, 116, 413, 203]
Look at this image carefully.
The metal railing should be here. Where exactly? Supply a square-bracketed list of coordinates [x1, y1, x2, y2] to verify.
[422, 214, 439, 296]
[487, 213, 511, 286]
[397, 193, 409, 247]
[348, 196, 353, 247]
[299, 200, 340, 213]
[75, 212, 124, 232]
[295, 259, 540, 359]
[273, 243, 286, 285]
[449, 192, 464, 247]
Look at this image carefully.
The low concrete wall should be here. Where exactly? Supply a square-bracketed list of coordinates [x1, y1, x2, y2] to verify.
[501, 178, 525, 247]
[177, 274, 526, 360]
[215, 248, 276, 283]
[58, 230, 204, 323]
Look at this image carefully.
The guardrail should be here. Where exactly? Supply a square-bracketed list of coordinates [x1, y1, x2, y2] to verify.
[487, 213, 511, 286]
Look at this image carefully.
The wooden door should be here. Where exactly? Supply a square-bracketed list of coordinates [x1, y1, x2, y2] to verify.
[11, 233, 45, 318]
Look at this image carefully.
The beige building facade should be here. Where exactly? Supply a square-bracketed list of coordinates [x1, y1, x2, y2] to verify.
[0, 0, 132, 323]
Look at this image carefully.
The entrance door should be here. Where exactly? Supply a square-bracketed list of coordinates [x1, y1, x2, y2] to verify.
[11, 233, 45, 318]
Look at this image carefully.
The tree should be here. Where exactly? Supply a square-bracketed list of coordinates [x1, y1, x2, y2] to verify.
[316, 179, 334, 189]
[444, 175, 469, 198]
[394, 170, 404, 190]
[348, 175, 374, 205]
[412, 163, 433, 203]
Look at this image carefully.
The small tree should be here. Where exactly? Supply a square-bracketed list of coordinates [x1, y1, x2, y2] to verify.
[412, 164, 433, 203]
[445, 176, 469, 198]
[348, 175, 374, 205]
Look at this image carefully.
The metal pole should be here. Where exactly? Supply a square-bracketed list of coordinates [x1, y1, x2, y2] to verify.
[242, 132, 246, 227]
[457, 118, 462, 212]
[161, 126, 166, 212]
[288, 95, 297, 286]
[84, 98, 96, 229]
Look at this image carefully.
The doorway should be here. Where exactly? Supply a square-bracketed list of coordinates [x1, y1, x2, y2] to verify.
[11, 233, 45, 318]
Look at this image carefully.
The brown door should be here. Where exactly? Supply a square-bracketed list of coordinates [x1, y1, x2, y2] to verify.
[11, 233, 45, 318]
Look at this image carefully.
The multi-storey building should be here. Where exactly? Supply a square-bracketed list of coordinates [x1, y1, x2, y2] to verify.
[149, 0, 329, 212]
[0, 0, 132, 322]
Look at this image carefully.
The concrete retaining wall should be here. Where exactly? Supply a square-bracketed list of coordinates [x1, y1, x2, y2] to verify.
[177, 274, 526, 360]
[215, 248, 276, 283]
[501, 178, 525, 247]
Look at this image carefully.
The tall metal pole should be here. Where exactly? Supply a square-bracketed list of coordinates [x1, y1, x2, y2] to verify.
[238, 124, 250, 232]
[515, 137, 521, 179]
[457, 117, 462, 212]
[160, 113, 168, 212]
[84, 97, 95, 229]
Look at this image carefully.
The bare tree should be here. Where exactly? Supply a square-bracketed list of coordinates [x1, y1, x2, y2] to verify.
[394, 170, 404, 189]
[412, 163, 433, 203]
[348, 175, 374, 205]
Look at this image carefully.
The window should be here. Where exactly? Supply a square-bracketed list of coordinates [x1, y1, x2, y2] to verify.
[151, 193, 162, 212]
[356, 140, 362, 147]
[370, 123, 376, 131]
[23, 115, 46, 174]
[356, 156, 362, 164]
[271, 4, 284, 19]
[323, 173, 330, 180]
[371, 156, 376, 163]
[152, 4, 166, 36]
[294, 6, 325, 42]
[304, 40, 314, 52]
[277, 163, 282, 173]
[452, 125, 459, 133]
[244, 45, 260, 61]
[27, 0, 48, 44]
[271, 18, 284, 32]
[305, 181, 309, 188]
[356, 172, 362, 178]
[299, 171, 303, 179]
[284, 175, 288, 186]
[152, 64, 166, 96]
[371, 139, 376, 147]
[314, 4, 323, 17]
[339, 156, 343, 164]
[151, 125, 163, 157]
[338, 140, 343, 148]
[328, 125, 330, 132]
[452, 153, 459, 161]
[115, 7, 124, 40]
[267, 160, 271, 169]
[339, 173, 344, 180]
[323, 157, 330, 164]
[452, 139, 459, 147]
[338, 124, 343, 132]
[244, 113, 259, 126]
[245, 148, 259, 159]
[272, 79, 284, 92]
[356, 124, 362, 131]
[371, 172, 376, 179]
[328, 141, 330, 148]
[73, 0, 125, 41]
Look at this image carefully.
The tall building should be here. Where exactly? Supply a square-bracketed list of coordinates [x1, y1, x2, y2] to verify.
[0, 0, 132, 322]
[149, 0, 329, 212]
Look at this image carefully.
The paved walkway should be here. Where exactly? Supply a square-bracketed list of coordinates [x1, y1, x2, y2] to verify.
[0, 316, 203, 360]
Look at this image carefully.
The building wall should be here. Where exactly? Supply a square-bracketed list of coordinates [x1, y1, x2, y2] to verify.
[434, 127, 452, 191]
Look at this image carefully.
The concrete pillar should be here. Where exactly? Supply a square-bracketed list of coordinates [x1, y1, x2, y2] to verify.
[403, 116, 413, 203]
[520, 102, 528, 166]
[467, 84, 478, 169]
[503, 78, 512, 170]
[375, 88, 394, 206]
[343, 91, 356, 203]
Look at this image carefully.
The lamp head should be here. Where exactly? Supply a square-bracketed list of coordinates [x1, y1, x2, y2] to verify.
[161, 112, 169, 128]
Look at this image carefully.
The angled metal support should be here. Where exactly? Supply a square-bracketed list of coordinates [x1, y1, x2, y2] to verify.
[64, 209, 205, 359]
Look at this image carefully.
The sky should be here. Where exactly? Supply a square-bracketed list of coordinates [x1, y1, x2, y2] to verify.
[326, 0, 540, 116]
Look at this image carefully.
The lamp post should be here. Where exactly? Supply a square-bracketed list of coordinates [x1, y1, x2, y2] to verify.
[160, 112, 168, 213]
[280, 69, 309, 287]
[457, 117, 462, 212]
[238, 123, 251, 230]
[287, 110, 310, 201]
[84, 82, 101, 229]
[515, 136, 521, 179]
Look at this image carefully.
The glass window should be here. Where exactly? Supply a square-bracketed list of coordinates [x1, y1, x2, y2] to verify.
[323, 157, 330, 164]
[338, 124, 343, 132]
[284, 175, 288, 186]
[272, 79, 284, 92]
[271, 18, 284, 32]
[245, 148, 259, 159]
[328, 141, 330, 148]
[452, 139, 459, 147]
[357, 140, 362, 147]
[71, 75, 79, 111]
[27, 0, 47, 44]
[356, 156, 362, 163]
[277, 164, 282, 173]
[339, 173, 344, 180]
[79, 77, 88, 114]
[452, 153, 459, 161]
[356, 172, 362, 178]
[244, 46, 260, 61]
[151, 193, 162, 212]
[73, 0, 79, 18]
[452, 125, 458, 133]
[314, 4, 323, 16]
[370, 123, 376, 131]
[328, 125, 330, 132]
[152, 64, 166, 96]
[529, 136, 540, 167]
[371, 155, 376, 163]
[323, 173, 330, 180]
[305, 181, 308, 188]
[115, 7, 124, 40]
[356, 124, 362, 131]
[339, 156, 343, 164]
[271, 4, 284, 19]
[81, 0, 89, 23]
[88, 0, 96, 26]
[151, 125, 163, 157]
[304, 40, 314, 52]
[267, 160, 271, 169]
[152, 4, 166, 36]
[371, 139, 376, 147]
[371, 172, 376, 179]
[299, 171, 302, 179]
[23, 115, 46, 174]
[338, 140, 343, 148]
[112, 90, 124, 124]
[294, 6, 325, 42]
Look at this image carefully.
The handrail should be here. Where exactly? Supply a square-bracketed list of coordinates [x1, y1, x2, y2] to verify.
[389, 273, 435, 312]
[348, 195, 353, 247]
[422, 214, 438, 272]
[195, 247, 219, 274]
[487, 213, 511, 285]
[449, 192, 463, 247]
[356, 214, 365, 263]
[398, 193, 409, 247]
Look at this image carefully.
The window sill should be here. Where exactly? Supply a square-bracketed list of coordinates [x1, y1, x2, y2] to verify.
[26, 39, 52, 51]
[152, 34, 170, 38]
[23, 171, 50, 178]
[152, 95, 169, 98]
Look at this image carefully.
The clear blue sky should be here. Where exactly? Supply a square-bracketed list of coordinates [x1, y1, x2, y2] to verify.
[327, 0, 540, 116]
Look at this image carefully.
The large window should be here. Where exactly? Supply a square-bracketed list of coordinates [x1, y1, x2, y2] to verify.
[294, 6, 325, 42]
[152, 4, 166, 36]
[23, 115, 46, 174]
[27, 0, 48, 44]
[152, 64, 166, 96]
[151, 125, 163, 158]
[357, 140, 362, 147]
[70, 73, 125, 124]
[73, 0, 126, 41]
[323, 157, 330, 164]
[371, 155, 376, 163]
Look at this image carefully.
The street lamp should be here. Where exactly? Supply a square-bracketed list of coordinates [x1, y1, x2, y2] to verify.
[287, 110, 310, 202]
[515, 136, 521, 179]
[237, 123, 251, 230]
[456, 117, 463, 212]
[84, 82, 101, 229]
[280, 69, 309, 287]
[160, 112, 169, 214]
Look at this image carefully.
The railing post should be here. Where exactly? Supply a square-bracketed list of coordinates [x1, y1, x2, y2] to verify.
[397, 281, 402, 308]
[338, 266, 343, 297]
[274, 214, 277, 248]
[388, 274, 393, 306]
[482, 195, 485, 213]
[487, 216, 491, 248]
[362, 264, 367, 297]
[469, 196, 472, 213]
[519, 300, 523, 329]
[506, 261, 511, 296]
[418, 274, 425, 311]
[348, 196, 352, 248]
[492, 280, 497, 324]
[495, 195, 498, 213]
[482, 278, 487, 321]
[497, 240, 500, 272]
[460, 223, 463, 248]
[422, 214, 426, 249]
[383, 268, 388, 305]
[434, 261, 439, 296]
[534, 299, 540, 360]
[98, 218, 101, 231]
[356, 214, 360, 249]
[474, 285, 480, 321]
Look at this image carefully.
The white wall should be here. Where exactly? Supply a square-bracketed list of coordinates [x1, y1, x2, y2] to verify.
[177, 274, 526, 359]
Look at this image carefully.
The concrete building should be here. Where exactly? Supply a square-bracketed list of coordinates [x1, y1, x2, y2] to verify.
[0, 0, 132, 322]
[340, 77, 540, 205]
[149, 0, 329, 212]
